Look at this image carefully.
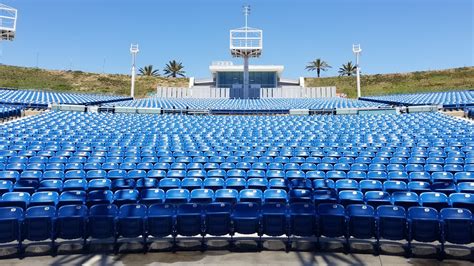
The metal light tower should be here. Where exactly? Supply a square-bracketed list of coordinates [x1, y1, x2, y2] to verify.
[130, 44, 139, 98]
[353, 44, 362, 98]
[0, 4, 17, 41]
[230, 5, 262, 99]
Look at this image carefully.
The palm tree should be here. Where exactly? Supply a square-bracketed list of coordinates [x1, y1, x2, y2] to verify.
[163, 60, 186, 78]
[138, 65, 160, 77]
[338, 61, 357, 76]
[305, 58, 331, 78]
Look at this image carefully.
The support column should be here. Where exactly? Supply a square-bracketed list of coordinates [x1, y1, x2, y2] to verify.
[243, 56, 250, 99]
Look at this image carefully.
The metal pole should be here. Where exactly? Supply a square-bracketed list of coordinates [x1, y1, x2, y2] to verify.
[243, 56, 249, 99]
[131, 53, 136, 98]
[356, 53, 361, 98]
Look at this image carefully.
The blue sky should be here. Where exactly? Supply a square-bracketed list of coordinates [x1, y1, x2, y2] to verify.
[0, 0, 472, 79]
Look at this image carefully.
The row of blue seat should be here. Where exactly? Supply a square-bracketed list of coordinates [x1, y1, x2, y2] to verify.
[360, 91, 474, 108]
[2, 169, 473, 182]
[0, 105, 22, 119]
[0, 203, 472, 255]
[0, 188, 473, 211]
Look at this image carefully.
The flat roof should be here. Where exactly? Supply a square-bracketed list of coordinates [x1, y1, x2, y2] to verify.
[209, 64, 284, 76]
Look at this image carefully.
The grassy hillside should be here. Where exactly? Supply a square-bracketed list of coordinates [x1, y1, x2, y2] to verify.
[0, 65, 188, 98]
[305, 67, 474, 98]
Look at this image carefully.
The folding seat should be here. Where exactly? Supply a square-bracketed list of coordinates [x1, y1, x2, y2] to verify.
[365, 191, 391, 208]
[175, 156, 192, 163]
[180, 178, 202, 191]
[376, 205, 407, 243]
[175, 203, 203, 237]
[223, 178, 244, 191]
[126, 170, 147, 181]
[300, 163, 317, 172]
[153, 162, 170, 171]
[369, 163, 386, 172]
[214, 189, 239, 204]
[101, 162, 118, 171]
[116, 204, 147, 246]
[457, 182, 474, 193]
[146, 203, 175, 238]
[306, 170, 326, 180]
[290, 157, 305, 164]
[268, 178, 287, 190]
[339, 190, 364, 206]
[5, 163, 25, 172]
[284, 163, 300, 171]
[225, 156, 240, 163]
[159, 156, 175, 164]
[326, 170, 347, 181]
[387, 171, 409, 182]
[409, 171, 430, 182]
[288, 203, 316, 238]
[449, 193, 474, 212]
[29, 156, 48, 164]
[260, 203, 287, 238]
[203, 177, 225, 190]
[465, 164, 474, 172]
[263, 189, 287, 203]
[204, 202, 232, 236]
[165, 188, 189, 204]
[312, 179, 335, 190]
[351, 163, 369, 172]
[251, 162, 267, 170]
[431, 182, 456, 195]
[189, 189, 214, 204]
[431, 172, 454, 183]
[335, 179, 358, 192]
[306, 157, 321, 164]
[321, 157, 338, 165]
[37, 151, 54, 157]
[333, 163, 351, 172]
[13, 179, 38, 194]
[186, 169, 206, 179]
[454, 172, 474, 183]
[239, 189, 263, 203]
[427, 157, 445, 165]
[407, 207, 440, 245]
[49, 156, 68, 164]
[23, 206, 55, 248]
[235, 162, 251, 170]
[0, 180, 13, 195]
[383, 181, 407, 194]
[147, 170, 166, 180]
[408, 157, 425, 164]
[113, 189, 139, 206]
[225, 169, 245, 179]
[167, 170, 186, 180]
[367, 171, 387, 181]
[136, 162, 153, 171]
[65, 162, 83, 171]
[63, 179, 88, 191]
[87, 190, 113, 206]
[120, 162, 136, 171]
[444, 164, 463, 173]
[391, 191, 418, 209]
[65, 170, 86, 180]
[273, 157, 288, 163]
[285, 170, 305, 181]
[112, 178, 136, 191]
[419, 192, 449, 211]
[288, 179, 311, 191]
[42, 170, 64, 180]
[207, 169, 226, 179]
[26, 163, 45, 171]
[346, 204, 376, 243]
[87, 204, 118, 241]
[386, 164, 404, 173]
[371, 157, 389, 165]
[0, 192, 30, 209]
[439, 208, 473, 247]
[0, 206, 23, 249]
[317, 163, 333, 172]
[424, 164, 443, 173]
[58, 190, 86, 207]
[264, 170, 283, 179]
[56, 205, 87, 241]
[231, 202, 260, 235]
[337, 157, 354, 164]
[29, 191, 59, 207]
[317, 203, 346, 239]
[83, 162, 100, 171]
[359, 180, 382, 194]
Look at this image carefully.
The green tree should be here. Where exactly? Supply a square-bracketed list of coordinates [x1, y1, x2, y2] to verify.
[338, 61, 357, 76]
[305, 58, 331, 78]
[138, 65, 160, 77]
[163, 60, 186, 78]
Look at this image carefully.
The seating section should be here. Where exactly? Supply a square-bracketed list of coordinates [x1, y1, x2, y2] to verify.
[107, 97, 387, 110]
[0, 110, 473, 255]
[0, 104, 22, 119]
[360, 90, 474, 108]
[0, 88, 131, 108]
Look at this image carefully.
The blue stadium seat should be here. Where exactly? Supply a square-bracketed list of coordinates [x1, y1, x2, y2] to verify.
[365, 191, 391, 208]
[449, 193, 474, 212]
[338, 190, 364, 206]
[289, 203, 316, 237]
[190, 189, 214, 204]
[376, 205, 407, 242]
[0, 192, 30, 209]
[176, 203, 203, 237]
[346, 204, 376, 241]
[87, 190, 113, 206]
[114, 189, 139, 206]
[407, 207, 440, 244]
[261, 203, 287, 237]
[159, 178, 181, 191]
[56, 205, 87, 241]
[214, 189, 239, 204]
[88, 204, 118, 240]
[317, 203, 346, 238]
[165, 189, 189, 204]
[263, 189, 287, 203]
[23, 206, 55, 247]
[407, 181, 431, 194]
[359, 180, 383, 193]
[117, 204, 147, 245]
[383, 181, 407, 194]
[313, 190, 337, 205]
[0, 180, 12, 195]
[203, 178, 225, 190]
[63, 179, 87, 191]
[205, 202, 232, 236]
[29, 191, 59, 207]
[439, 208, 472, 246]
[239, 189, 263, 203]
[225, 178, 246, 191]
[335, 179, 358, 192]
[419, 192, 449, 211]
[58, 190, 86, 207]
[147, 203, 175, 238]
[232, 202, 260, 235]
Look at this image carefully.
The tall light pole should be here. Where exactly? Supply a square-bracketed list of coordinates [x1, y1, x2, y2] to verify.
[130, 44, 139, 98]
[0, 4, 17, 63]
[352, 44, 362, 98]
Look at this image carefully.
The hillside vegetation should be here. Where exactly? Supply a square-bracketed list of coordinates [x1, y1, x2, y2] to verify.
[0, 65, 472, 99]
[0, 65, 188, 98]
[305, 67, 474, 98]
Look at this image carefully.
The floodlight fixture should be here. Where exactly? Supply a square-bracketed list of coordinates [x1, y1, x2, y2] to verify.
[0, 3, 17, 41]
[353, 44, 362, 98]
[130, 44, 139, 98]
